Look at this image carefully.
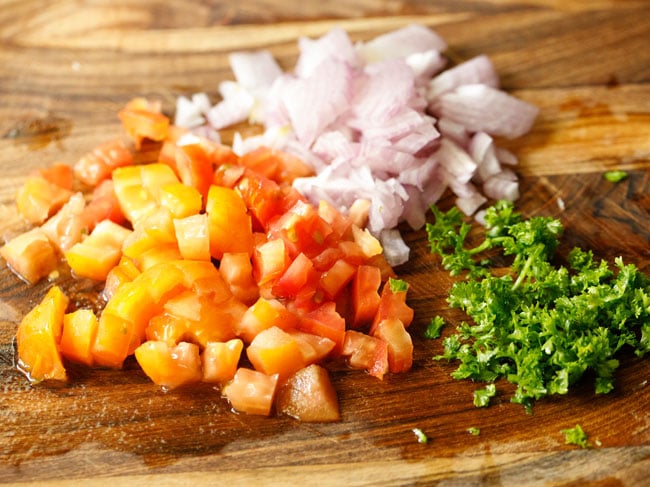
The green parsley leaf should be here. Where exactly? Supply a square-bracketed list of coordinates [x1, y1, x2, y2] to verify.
[467, 427, 481, 436]
[561, 424, 590, 448]
[428, 200, 650, 410]
[388, 277, 409, 293]
[473, 383, 496, 407]
[412, 428, 428, 444]
[604, 170, 628, 183]
[425, 316, 446, 339]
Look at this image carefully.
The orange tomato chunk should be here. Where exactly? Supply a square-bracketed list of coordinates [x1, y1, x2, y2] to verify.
[15, 286, 69, 382]
[0, 227, 59, 284]
[276, 364, 340, 422]
[202, 338, 244, 384]
[372, 318, 413, 373]
[60, 309, 99, 366]
[134, 341, 202, 389]
[16, 176, 73, 225]
[222, 367, 279, 416]
[246, 326, 307, 380]
[206, 185, 254, 260]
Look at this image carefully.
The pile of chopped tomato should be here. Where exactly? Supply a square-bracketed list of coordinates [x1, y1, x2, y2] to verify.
[0, 98, 414, 422]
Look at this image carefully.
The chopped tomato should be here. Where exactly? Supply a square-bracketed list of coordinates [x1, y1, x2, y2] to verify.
[82, 179, 126, 231]
[173, 213, 211, 261]
[319, 258, 356, 299]
[103, 256, 140, 300]
[252, 237, 289, 287]
[73, 139, 134, 187]
[219, 252, 259, 305]
[268, 200, 333, 258]
[118, 97, 169, 149]
[65, 220, 132, 281]
[236, 296, 298, 343]
[159, 182, 202, 219]
[134, 341, 202, 389]
[205, 185, 254, 260]
[286, 330, 336, 364]
[246, 326, 307, 380]
[60, 309, 98, 366]
[235, 170, 289, 230]
[341, 330, 389, 380]
[0, 227, 59, 284]
[371, 279, 415, 332]
[239, 146, 314, 184]
[172, 142, 214, 202]
[351, 225, 383, 259]
[222, 367, 279, 416]
[15, 176, 73, 225]
[272, 252, 317, 299]
[276, 364, 340, 422]
[297, 302, 346, 355]
[15, 286, 69, 382]
[112, 163, 179, 224]
[202, 338, 244, 384]
[372, 318, 413, 373]
[37, 162, 73, 190]
[351, 265, 382, 329]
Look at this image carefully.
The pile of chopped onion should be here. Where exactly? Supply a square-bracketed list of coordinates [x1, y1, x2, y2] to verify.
[174, 24, 539, 266]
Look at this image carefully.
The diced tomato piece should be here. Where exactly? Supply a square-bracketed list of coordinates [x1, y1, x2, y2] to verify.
[286, 330, 336, 364]
[174, 213, 211, 261]
[205, 185, 254, 260]
[372, 318, 413, 373]
[15, 286, 69, 382]
[162, 290, 237, 346]
[60, 309, 98, 366]
[15, 176, 73, 225]
[133, 243, 183, 272]
[145, 313, 187, 346]
[297, 302, 346, 355]
[130, 262, 185, 304]
[65, 219, 131, 281]
[82, 179, 126, 231]
[272, 252, 317, 299]
[213, 163, 246, 188]
[341, 330, 389, 380]
[276, 364, 340, 422]
[239, 146, 314, 184]
[0, 227, 59, 284]
[222, 367, 279, 416]
[118, 97, 169, 149]
[317, 200, 353, 242]
[319, 258, 356, 299]
[202, 339, 244, 384]
[159, 182, 202, 219]
[252, 237, 289, 287]
[268, 200, 333, 258]
[371, 279, 415, 332]
[172, 142, 215, 202]
[236, 297, 298, 343]
[134, 341, 202, 389]
[235, 170, 288, 230]
[73, 139, 134, 186]
[351, 265, 382, 329]
[103, 256, 140, 300]
[37, 162, 73, 190]
[112, 163, 179, 224]
[246, 326, 307, 380]
[169, 259, 233, 302]
[219, 252, 259, 305]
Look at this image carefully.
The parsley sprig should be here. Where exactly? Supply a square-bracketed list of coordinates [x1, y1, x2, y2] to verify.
[427, 200, 650, 411]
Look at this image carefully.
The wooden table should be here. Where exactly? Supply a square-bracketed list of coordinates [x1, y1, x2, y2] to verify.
[1, 1, 650, 485]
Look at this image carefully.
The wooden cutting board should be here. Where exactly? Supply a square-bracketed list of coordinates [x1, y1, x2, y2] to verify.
[1, 1, 650, 485]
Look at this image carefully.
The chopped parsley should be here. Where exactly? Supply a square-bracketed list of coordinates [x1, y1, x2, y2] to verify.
[561, 424, 590, 448]
[467, 427, 481, 436]
[604, 170, 628, 183]
[412, 427, 429, 444]
[473, 384, 496, 407]
[426, 200, 650, 411]
[425, 316, 446, 339]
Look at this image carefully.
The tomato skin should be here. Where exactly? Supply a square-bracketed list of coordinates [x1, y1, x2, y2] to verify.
[134, 341, 202, 390]
[222, 367, 279, 416]
[16, 286, 69, 382]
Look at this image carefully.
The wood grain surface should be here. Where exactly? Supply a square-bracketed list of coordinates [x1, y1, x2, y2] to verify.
[1, 1, 650, 485]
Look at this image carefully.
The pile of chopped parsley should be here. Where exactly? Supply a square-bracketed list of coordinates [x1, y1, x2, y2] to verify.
[426, 200, 650, 411]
